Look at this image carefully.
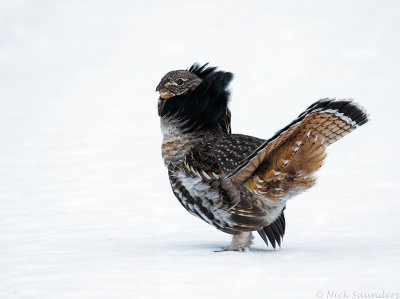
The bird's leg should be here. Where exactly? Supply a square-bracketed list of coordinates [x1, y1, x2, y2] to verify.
[216, 232, 254, 252]
[228, 232, 254, 251]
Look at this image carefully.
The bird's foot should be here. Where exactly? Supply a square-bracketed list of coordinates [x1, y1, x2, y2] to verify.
[214, 231, 253, 252]
[214, 246, 249, 252]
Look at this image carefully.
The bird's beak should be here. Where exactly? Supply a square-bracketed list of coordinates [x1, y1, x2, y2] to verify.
[155, 83, 173, 100]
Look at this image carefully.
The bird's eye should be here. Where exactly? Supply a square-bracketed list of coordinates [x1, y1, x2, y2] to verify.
[176, 79, 184, 85]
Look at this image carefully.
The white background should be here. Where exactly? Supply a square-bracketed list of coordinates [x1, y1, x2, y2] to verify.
[1, 0, 399, 298]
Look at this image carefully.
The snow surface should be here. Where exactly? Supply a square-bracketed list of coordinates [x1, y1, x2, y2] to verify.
[1, 1, 400, 298]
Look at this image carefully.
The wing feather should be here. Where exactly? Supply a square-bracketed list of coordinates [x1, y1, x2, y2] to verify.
[178, 141, 270, 233]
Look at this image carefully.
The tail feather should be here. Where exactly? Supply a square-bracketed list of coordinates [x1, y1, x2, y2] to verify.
[241, 99, 368, 202]
[257, 209, 286, 249]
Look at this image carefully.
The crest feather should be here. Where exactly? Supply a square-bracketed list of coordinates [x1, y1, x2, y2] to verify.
[188, 62, 218, 78]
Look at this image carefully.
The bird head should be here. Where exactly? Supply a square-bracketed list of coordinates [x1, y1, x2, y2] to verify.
[155, 70, 202, 100]
[156, 63, 233, 134]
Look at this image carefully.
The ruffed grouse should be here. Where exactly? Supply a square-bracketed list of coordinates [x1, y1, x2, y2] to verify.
[156, 63, 368, 251]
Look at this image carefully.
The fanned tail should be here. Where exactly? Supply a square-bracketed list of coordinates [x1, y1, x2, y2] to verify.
[228, 99, 368, 203]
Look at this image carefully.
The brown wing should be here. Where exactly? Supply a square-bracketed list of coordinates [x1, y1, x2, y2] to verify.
[227, 99, 368, 202]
